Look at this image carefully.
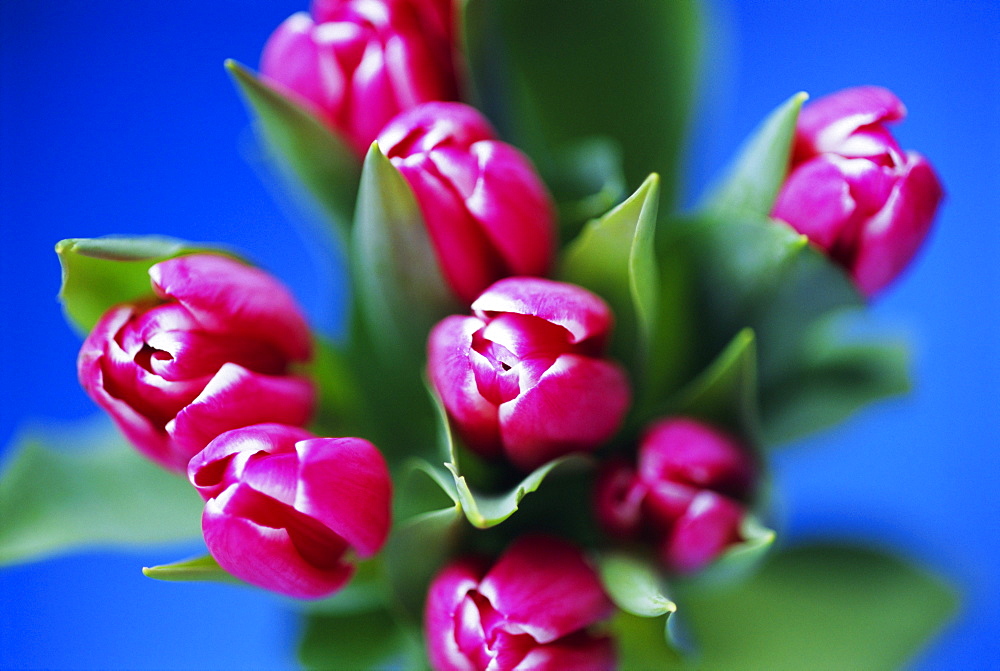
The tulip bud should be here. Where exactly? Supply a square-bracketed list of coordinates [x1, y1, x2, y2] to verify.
[428, 277, 630, 470]
[594, 418, 756, 574]
[772, 86, 944, 296]
[260, 0, 458, 156]
[78, 254, 315, 473]
[425, 535, 616, 671]
[188, 423, 392, 599]
[379, 102, 556, 304]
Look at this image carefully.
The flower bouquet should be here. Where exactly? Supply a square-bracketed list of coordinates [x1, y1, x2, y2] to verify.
[1, 0, 959, 668]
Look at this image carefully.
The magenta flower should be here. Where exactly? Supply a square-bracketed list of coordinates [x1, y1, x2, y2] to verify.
[379, 102, 556, 304]
[77, 254, 314, 473]
[188, 423, 392, 599]
[594, 418, 756, 574]
[260, 0, 458, 156]
[772, 86, 944, 296]
[425, 535, 616, 671]
[428, 277, 630, 471]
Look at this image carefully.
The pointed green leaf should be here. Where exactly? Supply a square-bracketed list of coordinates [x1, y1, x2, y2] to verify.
[142, 554, 240, 584]
[444, 457, 576, 529]
[560, 174, 660, 376]
[226, 60, 358, 241]
[680, 543, 959, 670]
[298, 608, 415, 671]
[0, 419, 204, 566]
[670, 328, 760, 441]
[462, 0, 702, 208]
[598, 552, 677, 619]
[424, 382, 582, 529]
[56, 235, 212, 335]
[351, 142, 456, 366]
[699, 92, 808, 217]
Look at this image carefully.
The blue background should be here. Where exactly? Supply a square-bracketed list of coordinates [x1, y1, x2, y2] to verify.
[1, 1, 997, 668]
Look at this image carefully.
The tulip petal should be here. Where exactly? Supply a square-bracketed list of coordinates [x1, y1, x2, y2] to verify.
[852, 153, 944, 296]
[396, 156, 502, 303]
[188, 423, 315, 500]
[168, 363, 315, 461]
[150, 254, 312, 363]
[593, 462, 646, 539]
[478, 536, 613, 644]
[260, 13, 332, 121]
[425, 559, 485, 671]
[516, 633, 616, 671]
[203, 484, 353, 599]
[379, 101, 495, 157]
[499, 355, 629, 470]
[772, 156, 858, 253]
[468, 141, 555, 278]
[639, 418, 756, 501]
[662, 491, 746, 574]
[796, 86, 906, 158]
[294, 437, 392, 557]
[428, 316, 502, 457]
[78, 306, 189, 471]
[472, 278, 613, 346]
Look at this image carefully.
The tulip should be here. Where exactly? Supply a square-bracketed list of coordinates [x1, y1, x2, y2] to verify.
[425, 535, 616, 671]
[188, 423, 392, 599]
[428, 277, 630, 470]
[594, 418, 756, 574]
[772, 86, 944, 296]
[379, 102, 556, 304]
[78, 254, 315, 472]
[260, 0, 458, 156]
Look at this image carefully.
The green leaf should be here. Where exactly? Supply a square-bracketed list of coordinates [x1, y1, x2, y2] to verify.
[142, 554, 240, 584]
[445, 457, 576, 529]
[760, 314, 911, 445]
[598, 552, 677, 618]
[226, 60, 359, 242]
[699, 92, 807, 217]
[679, 543, 959, 670]
[610, 611, 685, 671]
[298, 608, 416, 671]
[423, 382, 581, 529]
[462, 0, 702, 208]
[56, 235, 207, 335]
[560, 174, 660, 377]
[0, 418, 204, 566]
[670, 328, 759, 441]
[654, 213, 893, 446]
[350, 142, 456, 366]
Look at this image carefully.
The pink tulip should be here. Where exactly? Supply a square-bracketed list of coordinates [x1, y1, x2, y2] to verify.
[428, 277, 630, 470]
[772, 86, 944, 296]
[379, 102, 556, 303]
[594, 418, 756, 574]
[188, 423, 392, 599]
[260, 0, 458, 156]
[78, 254, 314, 473]
[425, 535, 616, 671]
